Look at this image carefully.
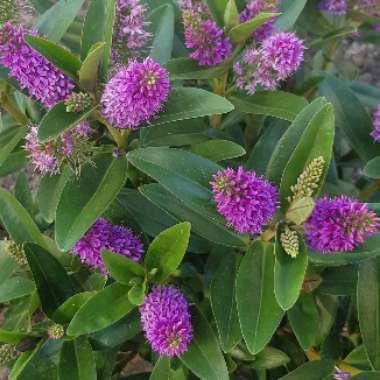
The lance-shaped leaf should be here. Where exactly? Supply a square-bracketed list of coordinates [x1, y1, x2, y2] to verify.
[279, 360, 335, 380]
[79, 42, 105, 93]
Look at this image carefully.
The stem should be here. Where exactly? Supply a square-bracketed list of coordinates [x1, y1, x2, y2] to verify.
[210, 73, 228, 128]
[92, 110, 126, 150]
[0, 91, 28, 126]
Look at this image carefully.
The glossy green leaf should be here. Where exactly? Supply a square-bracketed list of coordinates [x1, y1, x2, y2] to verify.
[165, 58, 229, 80]
[58, 337, 97, 380]
[288, 294, 319, 350]
[146, 88, 234, 127]
[24, 243, 76, 317]
[205, 0, 227, 26]
[38, 101, 95, 142]
[358, 257, 380, 370]
[0, 150, 27, 178]
[102, 251, 145, 285]
[210, 254, 242, 352]
[37, 168, 72, 223]
[35, 0, 86, 42]
[224, 0, 239, 31]
[55, 154, 128, 251]
[14, 172, 34, 216]
[150, 357, 172, 380]
[67, 283, 135, 336]
[364, 157, 380, 179]
[190, 140, 246, 162]
[0, 277, 35, 303]
[279, 360, 335, 380]
[145, 222, 191, 282]
[229, 13, 280, 44]
[229, 91, 308, 122]
[236, 242, 284, 354]
[319, 74, 380, 162]
[79, 42, 105, 93]
[275, 0, 307, 31]
[250, 347, 290, 369]
[266, 97, 328, 186]
[279, 103, 335, 208]
[81, 0, 115, 78]
[0, 126, 27, 167]
[0, 188, 47, 248]
[149, 4, 175, 65]
[275, 232, 307, 310]
[0, 329, 29, 344]
[24, 35, 81, 81]
[180, 307, 229, 380]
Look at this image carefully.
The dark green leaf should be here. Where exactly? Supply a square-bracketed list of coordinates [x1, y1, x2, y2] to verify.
[180, 307, 229, 380]
[229, 91, 307, 122]
[236, 242, 284, 354]
[55, 154, 128, 251]
[279, 360, 335, 380]
[0, 329, 29, 344]
[24, 243, 76, 317]
[145, 222, 191, 282]
[191, 140, 246, 162]
[0, 126, 27, 167]
[0, 277, 35, 303]
[67, 283, 135, 336]
[364, 157, 380, 179]
[205, 0, 227, 26]
[224, 0, 239, 31]
[150, 357, 171, 380]
[250, 347, 290, 369]
[0, 150, 27, 178]
[79, 42, 105, 93]
[8, 342, 43, 380]
[24, 35, 81, 81]
[275, 0, 307, 31]
[14, 172, 34, 216]
[210, 254, 241, 352]
[351, 373, 380, 379]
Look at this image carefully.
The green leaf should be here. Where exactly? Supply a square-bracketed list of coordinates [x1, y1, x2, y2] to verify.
[205, 0, 227, 26]
[286, 197, 315, 226]
[308, 233, 380, 266]
[229, 91, 308, 122]
[37, 168, 72, 223]
[148, 4, 175, 65]
[0, 277, 35, 303]
[229, 13, 280, 44]
[224, 0, 239, 31]
[274, 232, 307, 311]
[145, 222, 191, 282]
[288, 293, 319, 350]
[180, 307, 229, 380]
[102, 251, 145, 285]
[15, 172, 34, 216]
[38, 101, 95, 142]
[358, 257, 380, 370]
[266, 97, 328, 186]
[190, 140, 246, 162]
[236, 242, 284, 354]
[8, 342, 42, 380]
[250, 347, 290, 369]
[146, 88, 234, 126]
[0, 126, 27, 167]
[279, 103, 335, 208]
[79, 42, 105, 93]
[35, 0, 86, 42]
[58, 337, 97, 380]
[140, 184, 247, 247]
[210, 254, 242, 352]
[55, 154, 128, 251]
[278, 360, 335, 380]
[81, 0, 115, 78]
[0, 150, 27, 178]
[165, 58, 229, 81]
[67, 282, 135, 336]
[24, 35, 81, 81]
[0, 188, 47, 248]
[351, 373, 380, 380]
[0, 329, 29, 344]
[319, 74, 380, 162]
[150, 357, 172, 380]
[364, 157, 380, 179]
[53, 292, 97, 324]
[24, 243, 76, 317]
[275, 0, 307, 31]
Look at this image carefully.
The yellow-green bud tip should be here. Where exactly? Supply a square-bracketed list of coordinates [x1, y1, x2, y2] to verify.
[280, 227, 299, 258]
[48, 324, 65, 340]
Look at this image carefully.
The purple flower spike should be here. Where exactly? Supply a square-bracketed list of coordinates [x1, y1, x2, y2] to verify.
[101, 57, 169, 129]
[371, 104, 380, 142]
[304, 196, 379, 253]
[210, 166, 278, 235]
[0, 22, 74, 108]
[72, 218, 144, 272]
[140, 285, 193, 357]
[334, 367, 351, 380]
[319, 0, 347, 15]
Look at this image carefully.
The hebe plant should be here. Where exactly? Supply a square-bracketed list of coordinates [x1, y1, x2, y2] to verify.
[0, 0, 379, 379]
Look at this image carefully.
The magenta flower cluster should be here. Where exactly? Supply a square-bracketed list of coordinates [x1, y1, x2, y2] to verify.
[304, 196, 379, 253]
[210, 166, 278, 235]
[319, 0, 347, 15]
[181, 2, 232, 66]
[234, 32, 305, 94]
[72, 218, 144, 272]
[140, 285, 193, 357]
[101, 57, 169, 129]
[114, 0, 150, 51]
[240, 0, 279, 43]
[24, 121, 92, 176]
[371, 104, 380, 142]
[0, 22, 74, 108]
